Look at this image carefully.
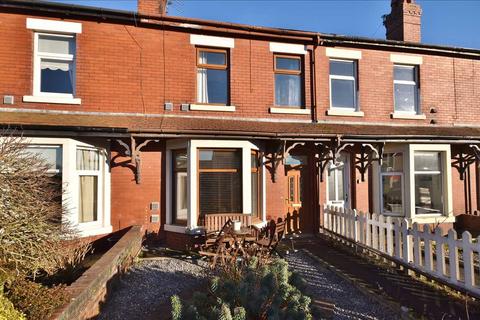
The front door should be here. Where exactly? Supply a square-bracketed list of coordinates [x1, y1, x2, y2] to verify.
[285, 168, 303, 233]
[326, 154, 350, 208]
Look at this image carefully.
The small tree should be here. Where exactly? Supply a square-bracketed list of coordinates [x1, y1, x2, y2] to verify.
[171, 258, 312, 320]
[0, 134, 90, 281]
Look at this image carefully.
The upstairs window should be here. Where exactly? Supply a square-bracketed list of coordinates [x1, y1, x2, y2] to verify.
[197, 48, 228, 105]
[394, 65, 419, 113]
[274, 55, 302, 107]
[329, 60, 357, 109]
[35, 33, 76, 96]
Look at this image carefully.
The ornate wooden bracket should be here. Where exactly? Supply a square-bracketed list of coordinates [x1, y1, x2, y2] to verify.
[452, 144, 480, 181]
[313, 140, 336, 182]
[115, 137, 159, 184]
[264, 139, 286, 182]
[335, 142, 384, 182]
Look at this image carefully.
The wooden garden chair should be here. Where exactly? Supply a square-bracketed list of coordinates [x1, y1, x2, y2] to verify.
[253, 220, 286, 256]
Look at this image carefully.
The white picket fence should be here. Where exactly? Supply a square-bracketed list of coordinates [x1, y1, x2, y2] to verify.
[323, 205, 480, 297]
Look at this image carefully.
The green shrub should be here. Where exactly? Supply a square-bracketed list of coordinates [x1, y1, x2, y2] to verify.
[5, 278, 69, 320]
[171, 258, 312, 320]
[0, 293, 25, 320]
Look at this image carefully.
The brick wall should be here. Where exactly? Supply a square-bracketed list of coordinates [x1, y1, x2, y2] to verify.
[1, 10, 479, 125]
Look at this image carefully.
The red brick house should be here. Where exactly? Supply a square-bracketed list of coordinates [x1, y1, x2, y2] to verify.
[1, 0, 480, 248]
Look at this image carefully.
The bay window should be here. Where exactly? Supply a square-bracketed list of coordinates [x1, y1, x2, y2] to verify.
[380, 153, 404, 215]
[24, 138, 111, 237]
[414, 151, 443, 214]
[197, 48, 229, 105]
[166, 140, 264, 232]
[172, 150, 188, 226]
[198, 149, 242, 220]
[329, 59, 357, 110]
[274, 55, 302, 107]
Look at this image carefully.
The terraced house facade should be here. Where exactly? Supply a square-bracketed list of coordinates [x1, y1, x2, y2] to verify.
[1, 0, 480, 248]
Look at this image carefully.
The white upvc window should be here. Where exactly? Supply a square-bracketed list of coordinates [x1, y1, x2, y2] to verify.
[329, 59, 358, 110]
[165, 139, 266, 233]
[393, 65, 419, 114]
[24, 18, 82, 105]
[380, 152, 404, 215]
[374, 144, 453, 224]
[24, 138, 111, 237]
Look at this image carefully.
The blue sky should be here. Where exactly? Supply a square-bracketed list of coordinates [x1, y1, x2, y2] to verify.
[48, 0, 480, 49]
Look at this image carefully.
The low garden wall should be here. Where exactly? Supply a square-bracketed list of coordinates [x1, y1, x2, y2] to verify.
[50, 226, 143, 320]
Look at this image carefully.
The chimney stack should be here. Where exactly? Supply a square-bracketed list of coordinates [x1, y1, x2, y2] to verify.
[138, 0, 168, 16]
[383, 0, 422, 42]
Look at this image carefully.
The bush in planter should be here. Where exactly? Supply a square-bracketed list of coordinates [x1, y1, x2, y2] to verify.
[0, 293, 25, 320]
[171, 258, 312, 320]
[5, 278, 68, 320]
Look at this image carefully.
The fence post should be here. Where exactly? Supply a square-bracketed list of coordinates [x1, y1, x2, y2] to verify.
[447, 229, 459, 283]
[423, 225, 433, 272]
[434, 227, 446, 278]
[359, 211, 365, 245]
[402, 219, 412, 263]
[394, 219, 401, 259]
[412, 223, 421, 268]
[372, 213, 379, 250]
[386, 216, 394, 256]
[353, 209, 359, 242]
[379, 214, 386, 253]
[462, 231, 474, 289]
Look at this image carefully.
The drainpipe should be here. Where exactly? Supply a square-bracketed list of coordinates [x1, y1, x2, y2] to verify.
[311, 35, 320, 123]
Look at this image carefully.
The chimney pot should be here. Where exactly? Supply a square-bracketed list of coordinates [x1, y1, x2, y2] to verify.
[384, 0, 422, 42]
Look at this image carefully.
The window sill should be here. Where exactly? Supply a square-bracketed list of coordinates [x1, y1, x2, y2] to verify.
[23, 95, 81, 105]
[164, 224, 187, 233]
[269, 107, 310, 115]
[408, 215, 455, 224]
[189, 104, 235, 112]
[78, 225, 113, 238]
[327, 109, 364, 117]
[390, 113, 426, 120]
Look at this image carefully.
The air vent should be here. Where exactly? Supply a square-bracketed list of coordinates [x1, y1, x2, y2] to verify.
[181, 103, 190, 111]
[3, 95, 14, 105]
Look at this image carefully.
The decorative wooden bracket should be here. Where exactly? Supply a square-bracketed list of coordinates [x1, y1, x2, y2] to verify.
[452, 144, 480, 181]
[313, 140, 336, 182]
[334, 142, 384, 182]
[265, 139, 286, 182]
[115, 137, 159, 184]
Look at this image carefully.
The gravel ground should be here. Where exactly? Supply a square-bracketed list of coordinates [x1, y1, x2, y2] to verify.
[97, 257, 209, 320]
[286, 251, 400, 320]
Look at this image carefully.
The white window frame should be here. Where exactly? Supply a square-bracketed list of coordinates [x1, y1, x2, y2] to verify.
[326, 154, 350, 208]
[379, 152, 405, 216]
[373, 144, 453, 224]
[165, 139, 265, 233]
[24, 18, 82, 105]
[24, 138, 111, 237]
[329, 59, 358, 111]
[393, 65, 419, 115]
[76, 147, 103, 230]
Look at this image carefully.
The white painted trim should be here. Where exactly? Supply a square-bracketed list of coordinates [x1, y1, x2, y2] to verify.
[269, 42, 307, 55]
[408, 215, 456, 225]
[27, 18, 82, 34]
[189, 140, 259, 229]
[24, 137, 111, 238]
[23, 95, 81, 105]
[165, 140, 188, 228]
[190, 34, 234, 48]
[326, 47, 362, 60]
[189, 104, 236, 112]
[269, 107, 310, 115]
[390, 54, 423, 65]
[327, 109, 364, 117]
[407, 144, 452, 221]
[391, 113, 426, 120]
[164, 224, 188, 234]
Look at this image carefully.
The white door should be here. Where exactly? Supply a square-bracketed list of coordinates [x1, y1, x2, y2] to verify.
[326, 153, 350, 208]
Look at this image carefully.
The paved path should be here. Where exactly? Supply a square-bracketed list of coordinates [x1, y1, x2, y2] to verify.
[291, 235, 480, 320]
